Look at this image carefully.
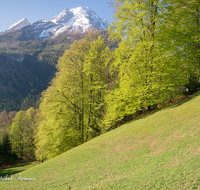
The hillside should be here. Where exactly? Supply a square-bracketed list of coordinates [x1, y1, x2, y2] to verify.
[1, 92, 200, 189]
[0, 30, 111, 112]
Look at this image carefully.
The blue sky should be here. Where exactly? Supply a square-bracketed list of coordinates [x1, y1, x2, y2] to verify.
[0, 0, 115, 31]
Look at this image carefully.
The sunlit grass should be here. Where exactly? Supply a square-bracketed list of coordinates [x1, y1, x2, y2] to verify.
[1, 92, 200, 189]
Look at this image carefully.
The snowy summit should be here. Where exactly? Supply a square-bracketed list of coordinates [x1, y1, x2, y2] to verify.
[33, 7, 109, 39]
[51, 7, 108, 30]
[6, 18, 30, 32]
[46, 7, 109, 38]
[2, 7, 109, 40]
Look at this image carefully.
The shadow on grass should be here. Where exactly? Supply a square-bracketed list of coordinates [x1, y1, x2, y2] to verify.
[122, 90, 200, 126]
[0, 161, 37, 177]
[169, 90, 200, 108]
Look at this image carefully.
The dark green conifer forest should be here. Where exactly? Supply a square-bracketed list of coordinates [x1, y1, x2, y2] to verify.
[0, 0, 199, 165]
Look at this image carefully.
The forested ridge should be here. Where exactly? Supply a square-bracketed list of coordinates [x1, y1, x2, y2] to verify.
[0, 29, 110, 112]
[0, 0, 199, 167]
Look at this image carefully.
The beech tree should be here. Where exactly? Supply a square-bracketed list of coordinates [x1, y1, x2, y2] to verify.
[103, 0, 190, 129]
[163, 0, 200, 94]
[84, 36, 113, 137]
[35, 34, 113, 160]
[10, 107, 36, 160]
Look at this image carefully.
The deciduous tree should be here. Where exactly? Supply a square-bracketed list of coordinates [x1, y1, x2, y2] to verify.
[103, 0, 189, 129]
[35, 34, 113, 160]
[10, 107, 36, 160]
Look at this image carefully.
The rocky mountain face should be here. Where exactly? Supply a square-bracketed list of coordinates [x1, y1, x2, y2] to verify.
[1, 7, 108, 40]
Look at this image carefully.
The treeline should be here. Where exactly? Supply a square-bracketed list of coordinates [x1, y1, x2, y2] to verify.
[0, 0, 199, 164]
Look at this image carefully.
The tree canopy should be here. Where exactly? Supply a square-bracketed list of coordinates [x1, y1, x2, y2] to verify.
[103, 0, 199, 129]
[35, 34, 113, 160]
[10, 107, 36, 160]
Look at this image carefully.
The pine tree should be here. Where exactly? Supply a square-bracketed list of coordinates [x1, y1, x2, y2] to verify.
[0, 133, 16, 166]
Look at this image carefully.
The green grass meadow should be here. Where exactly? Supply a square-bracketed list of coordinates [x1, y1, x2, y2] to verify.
[1, 92, 200, 189]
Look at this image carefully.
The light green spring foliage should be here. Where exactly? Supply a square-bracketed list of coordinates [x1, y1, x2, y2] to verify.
[84, 36, 113, 133]
[163, 0, 200, 84]
[166, 0, 199, 66]
[10, 107, 36, 160]
[103, 0, 198, 129]
[35, 34, 113, 161]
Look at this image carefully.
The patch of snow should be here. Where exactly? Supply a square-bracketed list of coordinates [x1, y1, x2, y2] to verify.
[7, 18, 30, 32]
[53, 25, 73, 37]
[39, 26, 58, 38]
[65, 17, 74, 26]
[10, 55, 24, 62]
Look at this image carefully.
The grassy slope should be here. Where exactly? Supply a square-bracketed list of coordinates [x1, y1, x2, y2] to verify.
[1, 92, 200, 190]
[0, 161, 39, 178]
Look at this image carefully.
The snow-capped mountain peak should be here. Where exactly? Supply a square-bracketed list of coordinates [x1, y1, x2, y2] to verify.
[33, 7, 109, 40]
[7, 18, 30, 32]
[50, 9, 72, 24]
[2, 7, 108, 40]
[48, 7, 108, 33]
